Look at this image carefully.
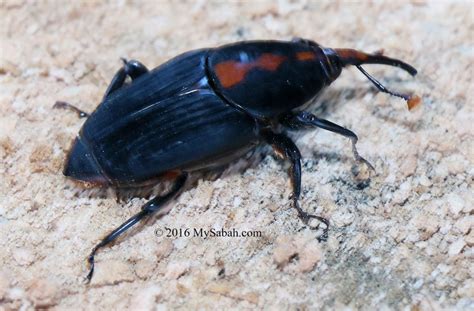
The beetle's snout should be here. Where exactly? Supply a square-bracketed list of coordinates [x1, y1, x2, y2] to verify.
[64, 137, 108, 185]
[332, 48, 419, 109]
[333, 48, 417, 76]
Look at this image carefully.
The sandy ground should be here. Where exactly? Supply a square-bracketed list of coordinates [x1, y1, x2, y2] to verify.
[0, 1, 473, 310]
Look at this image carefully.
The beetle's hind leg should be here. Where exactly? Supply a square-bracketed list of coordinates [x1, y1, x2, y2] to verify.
[281, 111, 375, 172]
[262, 130, 329, 242]
[53, 59, 148, 118]
[53, 101, 89, 118]
[85, 172, 188, 283]
[102, 59, 149, 100]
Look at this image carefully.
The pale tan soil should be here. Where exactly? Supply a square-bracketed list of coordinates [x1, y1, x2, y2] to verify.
[0, 1, 473, 310]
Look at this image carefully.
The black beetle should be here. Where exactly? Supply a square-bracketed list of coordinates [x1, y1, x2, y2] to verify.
[55, 38, 418, 282]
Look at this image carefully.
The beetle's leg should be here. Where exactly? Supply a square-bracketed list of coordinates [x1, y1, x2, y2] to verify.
[53, 101, 89, 118]
[261, 130, 329, 241]
[53, 60, 148, 118]
[85, 172, 188, 283]
[281, 111, 375, 172]
[102, 59, 149, 100]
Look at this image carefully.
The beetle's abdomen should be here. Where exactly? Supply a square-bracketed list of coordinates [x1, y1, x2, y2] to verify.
[63, 136, 109, 185]
[208, 41, 331, 119]
[76, 49, 259, 185]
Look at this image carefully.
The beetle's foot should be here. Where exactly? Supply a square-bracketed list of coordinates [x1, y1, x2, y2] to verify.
[350, 137, 375, 174]
[84, 250, 96, 284]
[53, 101, 89, 118]
[299, 212, 329, 242]
[293, 199, 329, 241]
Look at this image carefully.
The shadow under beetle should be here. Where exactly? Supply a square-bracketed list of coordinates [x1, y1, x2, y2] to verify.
[55, 38, 419, 282]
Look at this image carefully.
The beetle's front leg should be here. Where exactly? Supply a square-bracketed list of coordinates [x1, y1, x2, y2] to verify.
[261, 130, 329, 241]
[102, 59, 149, 100]
[281, 111, 375, 172]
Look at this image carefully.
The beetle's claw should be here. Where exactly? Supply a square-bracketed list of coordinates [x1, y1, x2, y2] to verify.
[317, 229, 329, 242]
[357, 156, 375, 174]
[299, 211, 329, 229]
[293, 200, 330, 240]
[299, 212, 330, 242]
[350, 138, 375, 174]
[84, 254, 95, 284]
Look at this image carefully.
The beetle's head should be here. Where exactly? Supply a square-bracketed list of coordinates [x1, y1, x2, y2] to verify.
[321, 47, 420, 110]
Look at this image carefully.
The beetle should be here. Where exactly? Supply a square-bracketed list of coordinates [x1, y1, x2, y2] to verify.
[54, 38, 418, 282]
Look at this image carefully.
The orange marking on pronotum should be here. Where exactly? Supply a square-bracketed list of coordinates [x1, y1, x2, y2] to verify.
[296, 51, 316, 61]
[214, 62, 249, 89]
[255, 53, 286, 71]
[214, 53, 287, 88]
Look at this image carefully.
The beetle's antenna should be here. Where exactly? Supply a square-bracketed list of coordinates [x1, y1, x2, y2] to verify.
[334, 48, 420, 110]
[356, 65, 406, 100]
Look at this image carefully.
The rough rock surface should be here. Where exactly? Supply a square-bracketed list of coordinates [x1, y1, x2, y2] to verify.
[0, 1, 472, 310]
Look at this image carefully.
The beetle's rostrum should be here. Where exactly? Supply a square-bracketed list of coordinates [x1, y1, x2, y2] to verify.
[54, 38, 418, 283]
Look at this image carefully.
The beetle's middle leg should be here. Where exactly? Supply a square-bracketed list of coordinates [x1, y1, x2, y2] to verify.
[261, 130, 329, 241]
[281, 111, 375, 172]
[85, 172, 188, 283]
[102, 59, 149, 100]
[53, 101, 90, 118]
